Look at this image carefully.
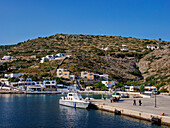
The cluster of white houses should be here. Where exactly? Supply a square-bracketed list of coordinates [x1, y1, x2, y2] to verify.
[0, 76, 57, 91]
[40, 53, 71, 63]
[124, 85, 157, 94]
[0, 71, 157, 93]
[0, 72, 116, 91]
[146, 45, 159, 50]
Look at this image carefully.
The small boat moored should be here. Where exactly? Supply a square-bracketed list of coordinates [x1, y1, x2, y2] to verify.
[59, 92, 90, 109]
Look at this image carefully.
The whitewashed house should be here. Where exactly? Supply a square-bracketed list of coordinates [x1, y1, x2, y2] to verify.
[43, 80, 57, 91]
[2, 56, 11, 60]
[147, 45, 157, 50]
[40, 57, 47, 63]
[46, 55, 55, 60]
[56, 53, 65, 57]
[0, 78, 10, 86]
[101, 47, 111, 51]
[40, 53, 71, 63]
[5, 73, 22, 78]
[120, 48, 129, 51]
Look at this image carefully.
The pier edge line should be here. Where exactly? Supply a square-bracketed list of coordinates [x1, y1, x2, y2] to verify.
[93, 104, 170, 126]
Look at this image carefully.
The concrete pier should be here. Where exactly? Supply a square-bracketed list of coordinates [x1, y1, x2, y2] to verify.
[91, 95, 170, 126]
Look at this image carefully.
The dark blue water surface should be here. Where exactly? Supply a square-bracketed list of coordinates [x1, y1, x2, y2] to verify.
[0, 94, 166, 128]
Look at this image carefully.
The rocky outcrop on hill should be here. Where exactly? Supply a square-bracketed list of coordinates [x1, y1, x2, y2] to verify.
[102, 56, 142, 81]
[137, 45, 170, 81]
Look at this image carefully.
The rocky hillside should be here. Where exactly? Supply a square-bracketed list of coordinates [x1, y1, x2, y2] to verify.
[138, 45, 170, 84]
[0, 34, 169, 84]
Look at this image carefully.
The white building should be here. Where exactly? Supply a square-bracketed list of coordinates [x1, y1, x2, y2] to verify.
[2, 56, 11, 60]
[40, 53, 71, 63]
[46, 55, 55, 60]
[120, 48, 129, 51]
[10, 79, 44, 88]
[122, 44, 127, 47]
[27, 85, 42, 91]
[0, 78, 10, 86]
[99, 74, 109, 80]
[40, 57, 48, 63]
[56, 53, 65, 57]
[147, 45, 157, 50]
[144, 86, 156, 94]
[101, 47, 111, 51]
[57, 68, 65, 77]
[125, 86, 156, 93]
[125, 86, 137, 92]
[4, 73, 23, 79]
[102, 81, 115, 88]
[43, 80, 57, 91]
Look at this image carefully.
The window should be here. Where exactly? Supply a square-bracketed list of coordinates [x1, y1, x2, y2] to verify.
[64, 73, 67, 76]
[45, 82, 50, 84]
[69, 94, 73, 96]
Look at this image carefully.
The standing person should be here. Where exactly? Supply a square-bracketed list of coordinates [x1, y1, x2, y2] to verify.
[117, 97, 119, 102]
[133, 99, 136, 106]
[114, 97, 117, 102]
[139, 99, 142, 106]
[110, 97, 112, 103]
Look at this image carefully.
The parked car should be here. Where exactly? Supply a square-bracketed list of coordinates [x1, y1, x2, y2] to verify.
[120, 93, 129, 98]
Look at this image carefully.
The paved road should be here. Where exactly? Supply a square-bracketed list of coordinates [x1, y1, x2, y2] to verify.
[91, 95, 170, 117]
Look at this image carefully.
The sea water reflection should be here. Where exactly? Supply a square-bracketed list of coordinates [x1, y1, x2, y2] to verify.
[0, 94, 165, 128]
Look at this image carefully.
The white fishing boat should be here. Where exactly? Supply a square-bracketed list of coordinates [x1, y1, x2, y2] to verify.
[59, 92, 90, 108]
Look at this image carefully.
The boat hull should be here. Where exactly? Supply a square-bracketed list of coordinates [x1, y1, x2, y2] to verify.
[59, 100, 89, 108]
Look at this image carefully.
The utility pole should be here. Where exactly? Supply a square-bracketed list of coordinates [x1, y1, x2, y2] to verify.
[155, 78, 156, 108]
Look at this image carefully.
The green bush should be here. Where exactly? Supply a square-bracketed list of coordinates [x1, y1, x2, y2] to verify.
[94, 82, 107, 91]
[40, 72, 50, 77]
[8, 77, 19, 82]
[140, 85, 145, 92]
[160, 88, 168, 93]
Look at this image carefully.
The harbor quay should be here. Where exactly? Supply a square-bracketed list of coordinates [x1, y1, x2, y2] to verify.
[0, 90, 61, 94]
[90, 95, 170, 126]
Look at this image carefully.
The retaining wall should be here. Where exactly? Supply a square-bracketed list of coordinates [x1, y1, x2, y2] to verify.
[95, 103, 170, 126]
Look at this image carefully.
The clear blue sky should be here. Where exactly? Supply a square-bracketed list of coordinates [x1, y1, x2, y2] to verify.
[0, 0, 170, 45]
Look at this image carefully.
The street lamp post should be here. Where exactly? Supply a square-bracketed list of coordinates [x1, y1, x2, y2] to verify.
[155, 79, 156, 108]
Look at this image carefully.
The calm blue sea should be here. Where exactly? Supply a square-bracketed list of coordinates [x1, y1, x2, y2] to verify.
[0, 94, 165, 128]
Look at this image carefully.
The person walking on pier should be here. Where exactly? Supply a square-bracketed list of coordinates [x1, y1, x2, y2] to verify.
[133, 99, 136, 106]
[139, 99, 142, 106]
